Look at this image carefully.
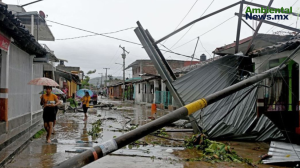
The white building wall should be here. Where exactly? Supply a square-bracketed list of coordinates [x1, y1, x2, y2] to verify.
[134, 83, 143, 103]
[32, 64, 43, 112]
[8, 44, 32, 119]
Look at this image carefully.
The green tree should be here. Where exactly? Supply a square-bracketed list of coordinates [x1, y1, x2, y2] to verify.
[81, 70, 96, 89]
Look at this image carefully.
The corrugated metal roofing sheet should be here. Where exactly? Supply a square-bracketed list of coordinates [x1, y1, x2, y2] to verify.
[263, 141, 300, 164]
[172, 55, 284, 140]
[173, 56, 221, 74]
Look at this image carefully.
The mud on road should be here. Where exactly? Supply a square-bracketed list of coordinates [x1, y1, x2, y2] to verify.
[5, 99, 290, 168]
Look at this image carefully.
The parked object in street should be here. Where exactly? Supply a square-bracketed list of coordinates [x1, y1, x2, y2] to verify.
[90, 91, 98, 105]
[28, 77, 59, 87]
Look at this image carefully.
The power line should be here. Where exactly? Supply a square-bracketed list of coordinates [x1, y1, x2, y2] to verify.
[199, 37, 212, 57]
[174, 0, 199, 31]
[47, 20, 141, 45]
[173, 16, 235, 51]
[171, 0, 254, 53]
[56, 27, 136, 40]
[265, 0, 299, 34]
[162, 0, 199, 45]
[160, 44, 200, 60]
[48, 20, 195, 59]
[168, 0, 216, 50]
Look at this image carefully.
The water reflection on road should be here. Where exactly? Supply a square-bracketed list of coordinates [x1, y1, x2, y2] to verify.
[6, 99, 287, 168]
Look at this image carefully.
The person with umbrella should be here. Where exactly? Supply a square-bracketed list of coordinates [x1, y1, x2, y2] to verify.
[81, 91, 91, 121]
[40, 87, 64, 134]
[41, 86, 61, 143]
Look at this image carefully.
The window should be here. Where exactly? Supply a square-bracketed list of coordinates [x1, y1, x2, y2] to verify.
[138, 84, 140, 93]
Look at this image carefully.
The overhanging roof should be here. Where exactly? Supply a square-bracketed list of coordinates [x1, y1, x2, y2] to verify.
[249, 35, 300, 57]
[214, 34, 292, 56]
[0, 4, 47, 56]
[56, 69, 81, 84]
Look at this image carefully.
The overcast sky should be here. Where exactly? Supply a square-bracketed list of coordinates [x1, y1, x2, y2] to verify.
[4, 0, 300, 78]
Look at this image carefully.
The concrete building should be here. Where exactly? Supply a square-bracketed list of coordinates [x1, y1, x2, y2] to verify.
[126, 59, 199, 109]
[249, 36, 300, 143]
[127, 59, 199, 79]
[55, 60, 83, 98]
[0, 3, 57, 165]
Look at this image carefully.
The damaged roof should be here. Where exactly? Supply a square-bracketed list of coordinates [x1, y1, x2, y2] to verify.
[214, 34, 292, 56]
[173, 56, 221, 74]
[248, 35, 300, 57]
[172, 55, 284, 141]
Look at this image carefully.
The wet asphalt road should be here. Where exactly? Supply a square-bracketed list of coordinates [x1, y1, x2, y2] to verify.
[4, 98, 290, 168]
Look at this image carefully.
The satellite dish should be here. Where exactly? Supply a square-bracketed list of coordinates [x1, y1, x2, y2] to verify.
[39, 11, 46, 19]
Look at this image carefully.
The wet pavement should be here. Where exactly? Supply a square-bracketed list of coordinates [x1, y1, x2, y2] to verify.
[4, 98, 292, 168]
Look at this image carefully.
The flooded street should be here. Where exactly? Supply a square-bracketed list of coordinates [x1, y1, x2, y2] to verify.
[4, 98, 290, 168]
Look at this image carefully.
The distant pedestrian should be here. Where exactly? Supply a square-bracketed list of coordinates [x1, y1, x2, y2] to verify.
[81, 91, 90, 121]
[40, 86, 61, 143]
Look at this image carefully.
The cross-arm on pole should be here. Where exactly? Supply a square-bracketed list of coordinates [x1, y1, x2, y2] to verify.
[154, 1, 241, 44]
[244, 0, 274, 55]
[235, 0, 245, 53]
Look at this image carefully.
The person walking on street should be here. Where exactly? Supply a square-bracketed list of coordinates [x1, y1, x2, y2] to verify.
[41, 86, 61, 143]
[81, 91, 90, 121]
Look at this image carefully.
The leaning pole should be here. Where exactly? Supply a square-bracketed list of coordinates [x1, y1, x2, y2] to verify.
[54, 51, 299, 168]
[54, 20, 300, 167]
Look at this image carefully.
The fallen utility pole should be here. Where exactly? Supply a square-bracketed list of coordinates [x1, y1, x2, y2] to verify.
[54, 46, 300, 168]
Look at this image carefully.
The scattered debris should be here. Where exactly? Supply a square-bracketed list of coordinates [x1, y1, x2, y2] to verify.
[153, 128, 169, 137]
[166, 149, 174, 153]
[88, 119, 103, 138]
[94, 103, 114, 109]
[252, 146, 261, 151]
[184, 134, 254, 165]
[262, 141, 300, 164]
[109, 124, 139, 132]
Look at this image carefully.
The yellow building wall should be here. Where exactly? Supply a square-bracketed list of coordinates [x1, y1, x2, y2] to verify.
[67, 80, 78, 98]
